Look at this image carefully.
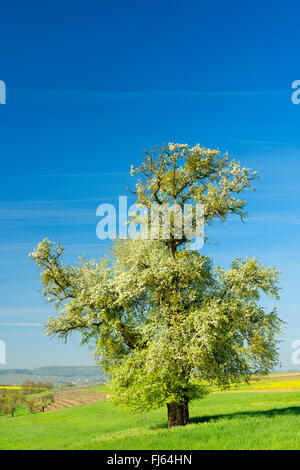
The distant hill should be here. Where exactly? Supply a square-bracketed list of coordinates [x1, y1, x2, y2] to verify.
[0, 366, 106, 386]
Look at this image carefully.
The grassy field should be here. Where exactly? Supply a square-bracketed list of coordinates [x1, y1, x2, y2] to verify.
[1, 390, 300, 449]
[2, 374, 300, 450]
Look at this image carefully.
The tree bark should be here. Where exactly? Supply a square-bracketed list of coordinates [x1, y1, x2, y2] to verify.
[167, 401, 189, 428]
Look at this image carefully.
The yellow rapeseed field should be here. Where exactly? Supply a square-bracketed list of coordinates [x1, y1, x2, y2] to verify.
[235, 378, 300, 391]
[0, 386, 22, 390]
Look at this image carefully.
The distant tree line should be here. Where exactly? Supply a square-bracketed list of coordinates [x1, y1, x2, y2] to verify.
[0, 387, 55, 418]
[0, 390, 23, 417]
[25, 392, 55, 414]
[21, 380, 53, 394]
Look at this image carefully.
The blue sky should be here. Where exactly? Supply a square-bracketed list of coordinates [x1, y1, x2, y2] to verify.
[0, 0, 300, 369]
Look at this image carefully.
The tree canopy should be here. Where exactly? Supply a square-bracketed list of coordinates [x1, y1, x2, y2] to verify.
[30, 143, 282, 427]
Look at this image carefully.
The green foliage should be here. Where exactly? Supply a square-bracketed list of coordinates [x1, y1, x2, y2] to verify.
[29, 143, 282, 418]
[21, 380, 53, 394]
[25, 392, 55, 413]
[38, 392, 55, 412]
[0, 390, 24, 417]
[130, 143, 258, 255]
[25, 398, 40, 414]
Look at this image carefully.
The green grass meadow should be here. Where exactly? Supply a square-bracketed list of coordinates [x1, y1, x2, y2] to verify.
[1, 390, 300, 450]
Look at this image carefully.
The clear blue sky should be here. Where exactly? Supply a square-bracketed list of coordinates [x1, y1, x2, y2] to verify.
[0, 0, 299, 369]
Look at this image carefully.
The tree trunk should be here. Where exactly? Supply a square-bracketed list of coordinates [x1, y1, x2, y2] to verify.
[167, 401, 189, 428]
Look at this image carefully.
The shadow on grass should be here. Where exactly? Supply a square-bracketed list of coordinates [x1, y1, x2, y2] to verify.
[190, 406, 300, 424]
[151, 406, 300, 430]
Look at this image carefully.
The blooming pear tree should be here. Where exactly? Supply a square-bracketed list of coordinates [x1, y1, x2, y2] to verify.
[30, 143, 282, 427]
